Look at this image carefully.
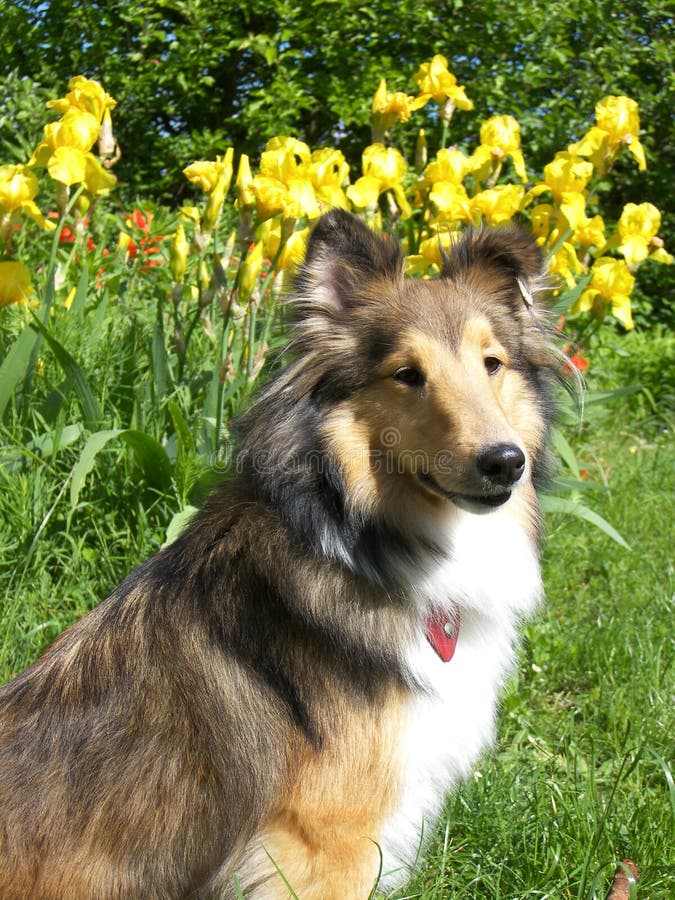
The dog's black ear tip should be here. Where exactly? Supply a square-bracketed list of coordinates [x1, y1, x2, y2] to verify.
[317, 208, 356, 228]
[307, 208, 360, 242]
[441, 225, 547, 285]
[479, 225, 544, 263]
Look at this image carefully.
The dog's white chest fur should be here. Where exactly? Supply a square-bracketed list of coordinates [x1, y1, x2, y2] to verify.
[378, 507, 542, 890]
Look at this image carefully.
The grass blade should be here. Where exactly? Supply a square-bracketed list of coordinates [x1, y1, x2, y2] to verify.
[647, 748, 675, 820]
[151, 319, 171, 398]
[118, 430, 173, 493]
[540, 494, 630, 549]
[70, 428, 174, 509]
[0, 325, 38, 417]
[70, 429, 122, 508]
[28, 315, 101, 426]
[262, 847, 299, 899]
[162, 505, 199, 547]
[69, 263, 89, 317]
[550, 425, 581, 479]
[168, 399, 195, 456]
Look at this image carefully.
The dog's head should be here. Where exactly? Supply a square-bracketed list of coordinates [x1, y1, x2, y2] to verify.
[291, 210, 557, 519]
[237, 210, 560, 578]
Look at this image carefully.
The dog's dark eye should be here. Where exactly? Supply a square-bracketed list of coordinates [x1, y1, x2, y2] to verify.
[484, 356, 503, 376]
[394, 366, 425, 387]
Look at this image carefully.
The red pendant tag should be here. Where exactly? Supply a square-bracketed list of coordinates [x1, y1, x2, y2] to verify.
[424, 610, 460, 662]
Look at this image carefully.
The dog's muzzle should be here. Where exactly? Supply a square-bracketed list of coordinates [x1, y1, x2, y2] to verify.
[418, 442, 526, 511]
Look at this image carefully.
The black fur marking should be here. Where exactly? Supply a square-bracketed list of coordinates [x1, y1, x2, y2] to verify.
[310, 371, 361, 406]
[351, 519, 441, 588]
[305, 209, 403, 280]
[309, 329, 398, 406]
[226, 567, 319, 745]
[440, 226, 544, 290]
[367, 331, 399, 367]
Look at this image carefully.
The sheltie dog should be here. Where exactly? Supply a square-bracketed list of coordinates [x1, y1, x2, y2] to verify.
[0, 210, 560, 898]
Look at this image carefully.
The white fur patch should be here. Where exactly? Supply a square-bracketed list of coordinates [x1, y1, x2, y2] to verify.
[377, 504, 542, 890]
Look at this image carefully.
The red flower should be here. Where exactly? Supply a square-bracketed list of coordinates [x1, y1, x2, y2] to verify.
[126, 209, 152, 233]
[563, 351, 589, 376]
[59, 224, 76, 244]
[561, 342, 589, 376]
[569, 352, 588, 372]
[119, 209, 164, 270]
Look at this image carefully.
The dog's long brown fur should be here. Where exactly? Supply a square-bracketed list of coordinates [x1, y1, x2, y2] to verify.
[0, 210, 560, 898]
[1, 498, 407, 897]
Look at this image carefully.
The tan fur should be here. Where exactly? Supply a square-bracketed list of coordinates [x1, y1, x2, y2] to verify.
[237, 691, 406, 898]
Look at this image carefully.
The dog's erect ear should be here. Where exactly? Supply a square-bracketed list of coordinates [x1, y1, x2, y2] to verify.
[441, 228, 548, 310]
[293, 210, 403, 314]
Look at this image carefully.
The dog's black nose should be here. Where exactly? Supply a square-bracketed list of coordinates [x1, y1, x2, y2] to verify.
[476, 443, 526, 486]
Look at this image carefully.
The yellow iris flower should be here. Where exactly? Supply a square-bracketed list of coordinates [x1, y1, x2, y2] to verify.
[413, 55, 473, 111]
[183, 150, 234, 194]
[277, 227, 309, 272]
[0, 164, 54, 231]
[530, 151, 594, 204]
[558, 193, 605, 250]
[371, 79, 428, 141]
[362, 144, 406, 185]
[405, 227, 458, 276]
[529, 204, 555, 245]
[347, 144, 411, 218]
[428, 181, 470, 224]
[569, 95, 646, 174]
[238, 240, 264, 301]
[345, 176, 381, 213]
[258, 219, 310, 272]
[47, 76, 116, 124]
[184, 149, 235, 232]
[250, 138, 327, 221]
[250, 176, 295, 221]
[260, 137, 311, 183]
[306, 148, 350, 210]
[572, 256, 636, 329]
[0, 261, 34, 308]
[472, 115, 527, 182]
[30, 108, 116, 194]
[470, 184, 525, 226]
[236, 154, 256, 212]
[548, 242, 584, 290]
[170, 224, 190, 284]
[615, 203, 672, 268]
[423, 148, 472, 186]
[253, 177, 318, 222]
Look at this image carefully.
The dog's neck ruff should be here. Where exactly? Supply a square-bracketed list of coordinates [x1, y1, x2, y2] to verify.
[424, 609, 460, 662]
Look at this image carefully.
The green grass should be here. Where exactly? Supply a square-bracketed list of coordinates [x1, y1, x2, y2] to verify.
[1, 327, 673, 898]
